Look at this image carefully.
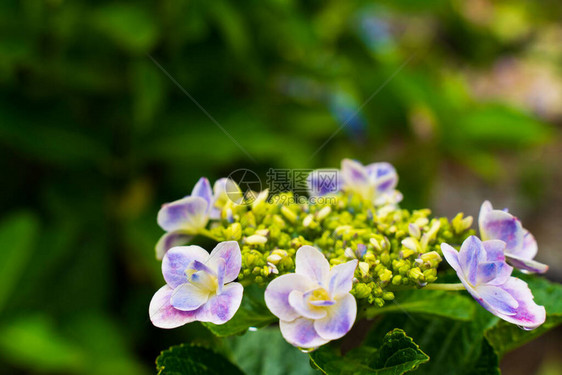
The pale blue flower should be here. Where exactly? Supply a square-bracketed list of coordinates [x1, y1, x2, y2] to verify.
[265, 246, 358, 349]
[307, 159, 402, 206]
[149, 241, 243, 329]
[155, 177, 242, 259]
[442, 236, 545, 330]
[479, 201, 548, 274]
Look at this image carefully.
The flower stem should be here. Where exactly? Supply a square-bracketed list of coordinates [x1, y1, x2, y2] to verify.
[424, 283, 466, 291]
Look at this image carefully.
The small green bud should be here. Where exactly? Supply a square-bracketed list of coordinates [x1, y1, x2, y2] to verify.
[452, 213, 473, 234]
[408, 267, 424, 280]
[281, 206, 297, 223]
[379, 269, 392, 283]
[245, 234, 268, 245]
[353, 283, 372, 299]
[382, 292, 395, 300]
[316, 206, 331, 221]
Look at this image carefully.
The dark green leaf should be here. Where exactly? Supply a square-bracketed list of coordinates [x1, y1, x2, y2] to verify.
[203, 285, 276, 337]
[365, 306, 500, 375]
[309, 329, 429, 375]
[228, 327, 317, 375]
[156, 344, 244, 375]
[0, 211, 39, 311]
[0, 315, 84, 373]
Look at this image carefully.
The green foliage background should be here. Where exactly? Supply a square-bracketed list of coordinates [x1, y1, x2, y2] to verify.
[0, 0, 561, 373]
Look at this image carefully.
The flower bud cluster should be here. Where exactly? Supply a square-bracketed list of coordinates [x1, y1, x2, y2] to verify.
[210, 191, 473, 307]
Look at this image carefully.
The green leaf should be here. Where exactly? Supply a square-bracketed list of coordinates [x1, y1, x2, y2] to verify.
[0, 315, 85, 372]
[309, 329, 429, 375]
[0, 211, 39, 311]
[454, 104, 553, 149]
[365, 306, 500, 375]
[91, 4, 158, 53]
[366, 289, 475, 321]
[485, 274, 562, 357]
[228, 327, 317, 375]
[203, 285, 276, 337]
[156, 344, 244, 375]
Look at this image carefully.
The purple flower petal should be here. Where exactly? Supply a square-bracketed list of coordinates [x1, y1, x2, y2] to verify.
[476, 261, 512, 286]
[157, 196, 209, 233]
[475, 284, 519, 316]
[279, 317, 330, 349]
[314, 294, 357, 341]
[479, 204, 523, 253]
[265, 273, 316, 321]
[441, 243, 462, 274]
[328, 260, 358, 298]
[480, 277, 545, 330]
[191, 177, 213, 208]
[365, 162, 398, 193]
[306, 169, 342, 197]
[170, 282, 210, 311]
[295, 246, 330, 286]
[207, 241, 242, 284]
[216, 258, 226, 294]
[482, 240, 507, 262]
[149, 285, 198, 329]
[341, 159, 369, 184]
[458, 236, 487, 285]
[155, 231, 192, 260]
[505, 254, 549, 274]
[288, 290, 328, 320]
[196, 282, 244, 325]
[162, 246, 210, 288]
[517, 229, 538, 260]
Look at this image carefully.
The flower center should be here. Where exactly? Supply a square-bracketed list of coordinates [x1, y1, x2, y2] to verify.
[305, 287, 335, 307]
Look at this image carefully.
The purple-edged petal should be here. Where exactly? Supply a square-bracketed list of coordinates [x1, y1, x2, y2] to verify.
[458, 236, 487, 285]
[365, 162, 398, 193]
[157, 196, 209, 233]
[265, 273, 316, 321]
[149, 285, 198, 329]
[170, 283, 210, 311]
[475, 284, 519, 316]
[216, 258, 226, 294]
[341, 159, 369, 188]
[279, 317, 330, 349]
[196, 282, 244, 325]
[476, 261, 513, 286]
[191, 177, 213, 208]
[482, 240, 507, 262]
[441, 243, 462, 274]
[479, 208, 523, 253]
[506, 254, 549, 274]
[288, 290, 327, 320]
[207, 241, 242, 284]
[478, 200, 494, 230]
[314, 294, 357, 341]
[328, 260, 358, 298]
[485, 277, 545, 330]
[516, 229, 538, 260]
[306, 169, 342, 197]
[162, 246, 210, 288]
[155, 231, 192, 260]
[295, 246, 330, 285]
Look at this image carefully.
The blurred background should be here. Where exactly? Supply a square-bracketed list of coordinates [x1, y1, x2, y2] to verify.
[1, 0, 561, 374]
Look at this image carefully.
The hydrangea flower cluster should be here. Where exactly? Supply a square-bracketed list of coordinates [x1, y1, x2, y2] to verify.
[149, 159, 548, 349]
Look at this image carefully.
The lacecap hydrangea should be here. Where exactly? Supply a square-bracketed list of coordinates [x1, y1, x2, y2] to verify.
[149, 158, 547, 349]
